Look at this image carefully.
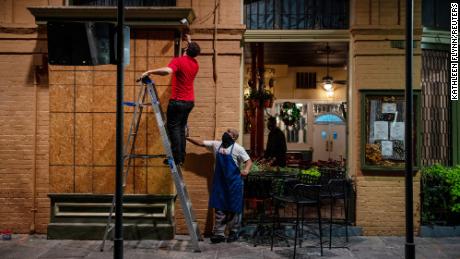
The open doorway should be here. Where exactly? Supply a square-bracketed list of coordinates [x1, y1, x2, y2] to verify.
[242, 42, 349, 166]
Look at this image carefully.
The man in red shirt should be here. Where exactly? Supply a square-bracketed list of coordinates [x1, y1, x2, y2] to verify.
[141, 34, 200, 165]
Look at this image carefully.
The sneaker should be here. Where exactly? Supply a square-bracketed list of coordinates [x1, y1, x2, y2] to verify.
[163, 159, 182, 167]
[226, 232, 238, 243]
[210, 235, 226, 244]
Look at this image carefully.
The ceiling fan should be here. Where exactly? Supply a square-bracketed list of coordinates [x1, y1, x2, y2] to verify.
[319, 43, 347, 92]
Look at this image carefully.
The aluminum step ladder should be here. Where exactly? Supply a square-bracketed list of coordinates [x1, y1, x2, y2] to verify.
[100, 76, 201, 252]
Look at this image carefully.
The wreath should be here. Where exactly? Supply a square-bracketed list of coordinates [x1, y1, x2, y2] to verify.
[280, 102, 301, 126]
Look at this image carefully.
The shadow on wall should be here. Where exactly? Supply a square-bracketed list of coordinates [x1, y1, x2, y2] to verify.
[183, 152, 215, 236]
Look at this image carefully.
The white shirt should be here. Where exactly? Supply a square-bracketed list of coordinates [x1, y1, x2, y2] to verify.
[203, 140, 250, 166]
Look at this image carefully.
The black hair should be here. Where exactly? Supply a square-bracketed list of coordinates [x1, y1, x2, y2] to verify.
[268, 116, 276, 124]
[186, 42, 201, 57]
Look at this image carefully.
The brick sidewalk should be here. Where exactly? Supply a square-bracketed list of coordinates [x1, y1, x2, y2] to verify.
[1, 235, 459, 259]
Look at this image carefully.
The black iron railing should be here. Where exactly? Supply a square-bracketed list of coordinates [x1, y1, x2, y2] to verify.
[244, 0, 349, 30]
[70, 0, 176, 6]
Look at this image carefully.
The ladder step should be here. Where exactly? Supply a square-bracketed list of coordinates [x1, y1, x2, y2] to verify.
[128, 154, 166, 159]
[123, 101, 152, 107]
[123, 101, 137, 107]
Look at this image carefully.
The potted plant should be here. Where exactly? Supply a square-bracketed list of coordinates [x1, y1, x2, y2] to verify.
[262, 89, 274, 108]
[244, 88, 260, 109]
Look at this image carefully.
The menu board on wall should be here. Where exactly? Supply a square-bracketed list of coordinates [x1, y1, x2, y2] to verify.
[362, 91, 419, 170]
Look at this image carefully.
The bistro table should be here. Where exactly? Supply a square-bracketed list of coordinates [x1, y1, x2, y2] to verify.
[241, 170, 299, 246]
[241, 167, 350, 251]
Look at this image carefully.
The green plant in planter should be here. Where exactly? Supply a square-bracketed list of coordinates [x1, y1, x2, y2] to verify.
[446, 165, 460, 212]
[299, 167, 321, 178]
[278, 167, 299, 174]
[244, 88, 261, 109]
[422, 164, 460, 225]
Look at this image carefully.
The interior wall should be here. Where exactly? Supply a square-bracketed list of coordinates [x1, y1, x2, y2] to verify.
[272, 66, 347, 101]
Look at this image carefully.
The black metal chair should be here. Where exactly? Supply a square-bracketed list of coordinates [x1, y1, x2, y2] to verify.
[319, 168, 349, 249]
[243, 174, 275, 246]
[271, 175, 323, 258]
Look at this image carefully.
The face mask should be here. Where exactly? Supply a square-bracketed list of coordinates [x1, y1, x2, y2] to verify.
[221, 132, 235, 148]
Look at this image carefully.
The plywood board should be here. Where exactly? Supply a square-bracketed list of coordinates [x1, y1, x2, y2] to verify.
[75, 166, 92, 193]
[146, 166, 174, 194]
[49, 166, 73, 193]
[148, 31, 175, 57]
[146, 113, 165, 159]
[133, 166, 147, 194]
[134, 35, 148, 56]
[75, 113, 92, 165]
[49, 113, 74, 165]
[93, 114, 115, 166]
[49, 84, 74, 112]
[124, 71, 135, 86]
[92, 85, 116, 112]
[133, 57, 148, 72]
[123, 165, 134, 194]
[94, 71, 116, 86]
[92, 166, 115, 194]
[75, 83, 92, 112]
[75, 71, 93, 85]
[49, 71, 74, 85]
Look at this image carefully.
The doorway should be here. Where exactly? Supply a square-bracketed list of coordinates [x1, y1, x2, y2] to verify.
[312, 113, 346, 161]
[242, 42, 348, 164]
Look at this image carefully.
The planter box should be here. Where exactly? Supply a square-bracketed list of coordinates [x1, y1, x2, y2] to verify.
[420, 225, 460, 237]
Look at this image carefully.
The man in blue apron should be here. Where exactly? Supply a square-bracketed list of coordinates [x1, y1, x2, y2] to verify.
[187, 128, 252, 243]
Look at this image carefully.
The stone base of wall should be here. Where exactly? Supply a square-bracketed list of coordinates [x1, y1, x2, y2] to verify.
[420, 225, 460, 237]
[47, 193, 176, 240]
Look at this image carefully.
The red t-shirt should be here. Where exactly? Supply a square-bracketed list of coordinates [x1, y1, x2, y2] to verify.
[167, 55, 199, 101]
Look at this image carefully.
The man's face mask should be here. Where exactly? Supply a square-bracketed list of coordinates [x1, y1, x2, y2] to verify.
[221, 132, 235, 148]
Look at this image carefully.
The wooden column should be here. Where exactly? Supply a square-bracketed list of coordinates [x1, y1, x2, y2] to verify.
[250, 43, 257, 156]
[256, 43, 265, 157]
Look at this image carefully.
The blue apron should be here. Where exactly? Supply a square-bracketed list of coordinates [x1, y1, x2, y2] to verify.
[209, 144, 243, 213]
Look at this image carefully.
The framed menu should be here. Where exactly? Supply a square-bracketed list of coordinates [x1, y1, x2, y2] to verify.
[360, 90, 421, 171]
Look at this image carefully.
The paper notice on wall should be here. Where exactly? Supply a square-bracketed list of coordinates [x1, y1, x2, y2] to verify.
[374, 121, 389, 140]
[381, 141, 393, 157]
[390, 122, 405, 140]
[382, 103, 397, 113]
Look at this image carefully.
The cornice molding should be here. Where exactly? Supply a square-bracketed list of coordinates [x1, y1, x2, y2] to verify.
[28, 6, 195, 28]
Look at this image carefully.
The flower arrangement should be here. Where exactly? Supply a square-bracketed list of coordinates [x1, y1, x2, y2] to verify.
[280, 102, 301, 126]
